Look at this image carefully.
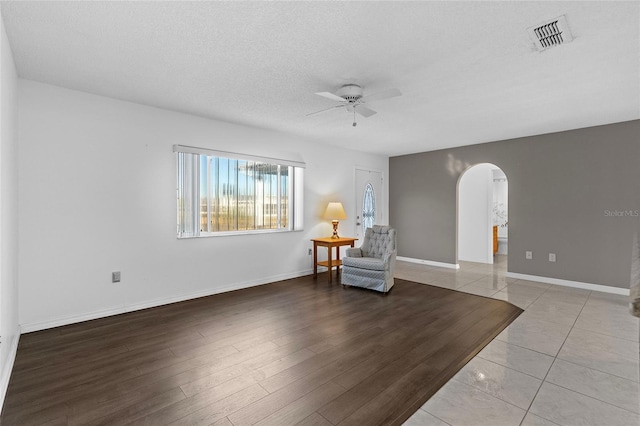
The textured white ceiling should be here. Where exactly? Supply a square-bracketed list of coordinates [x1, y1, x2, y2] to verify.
[2, 1, 638, 156]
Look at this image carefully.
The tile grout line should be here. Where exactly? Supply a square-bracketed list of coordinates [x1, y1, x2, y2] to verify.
[540, 292, 640, 415]
[398, 259, 638, 426]
[435, 271, 548, 424]
[571, 323, 640, 344]
[518, 289, 592, 425]
[542, 378, 640, 417]
[458, 270, 582, 426]
[472, 277, 570, 426]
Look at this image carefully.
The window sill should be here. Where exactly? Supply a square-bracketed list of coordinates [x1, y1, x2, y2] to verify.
[178, 228, 304, 239]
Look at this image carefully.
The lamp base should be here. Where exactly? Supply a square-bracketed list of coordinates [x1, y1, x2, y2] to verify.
[331, 220, 340, 239]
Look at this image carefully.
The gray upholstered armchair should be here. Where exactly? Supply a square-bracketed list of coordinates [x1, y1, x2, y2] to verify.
[341, 225, 396, 293]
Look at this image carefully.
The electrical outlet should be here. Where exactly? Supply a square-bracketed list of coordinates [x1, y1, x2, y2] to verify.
[112, 271, 121, 283]
[549, 253, 556, 262]
[308, 248, 312, 255]
[525, 251, 533, 260]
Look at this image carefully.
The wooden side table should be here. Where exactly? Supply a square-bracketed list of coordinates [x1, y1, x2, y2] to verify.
[311, 237, 358, 283]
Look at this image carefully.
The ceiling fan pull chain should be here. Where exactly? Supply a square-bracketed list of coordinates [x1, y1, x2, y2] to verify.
[353, 107, 357, 127]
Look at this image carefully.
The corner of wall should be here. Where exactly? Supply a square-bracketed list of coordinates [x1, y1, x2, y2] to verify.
[0, 327, 20, 413]
[0, 11, 21, 412]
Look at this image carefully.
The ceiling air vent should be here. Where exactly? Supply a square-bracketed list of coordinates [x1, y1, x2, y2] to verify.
[527, 15, 573, 52]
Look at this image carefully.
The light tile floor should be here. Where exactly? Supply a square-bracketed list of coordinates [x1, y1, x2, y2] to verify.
[399, 255, 640, 426]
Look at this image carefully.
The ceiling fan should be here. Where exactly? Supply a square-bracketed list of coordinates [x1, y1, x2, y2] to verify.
[307, 84, 401, 126]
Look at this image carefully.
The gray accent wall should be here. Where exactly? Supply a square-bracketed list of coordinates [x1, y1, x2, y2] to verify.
[390, 120, 640, 289]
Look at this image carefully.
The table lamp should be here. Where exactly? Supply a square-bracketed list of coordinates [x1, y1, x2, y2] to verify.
[324, 202, 347, 239]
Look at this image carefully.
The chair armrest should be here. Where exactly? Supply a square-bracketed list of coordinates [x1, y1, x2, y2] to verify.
[345, 247, 363, 257]
[382, 250, 397, 265]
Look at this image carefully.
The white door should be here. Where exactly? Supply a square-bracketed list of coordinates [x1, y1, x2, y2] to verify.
[355, 169, 383, 243]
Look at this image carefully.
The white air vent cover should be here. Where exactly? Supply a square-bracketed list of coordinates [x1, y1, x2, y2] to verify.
[527, 15, 573, 51]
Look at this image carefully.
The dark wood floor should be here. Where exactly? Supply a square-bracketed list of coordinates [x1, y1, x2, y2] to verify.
[1, 275, 522, 426]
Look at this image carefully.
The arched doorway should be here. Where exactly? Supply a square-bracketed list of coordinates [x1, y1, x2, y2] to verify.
[457, 163, 508, 265]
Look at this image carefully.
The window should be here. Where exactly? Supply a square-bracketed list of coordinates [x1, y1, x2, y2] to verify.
[175, 145, 304, 238]
[362, 182, 375, 234]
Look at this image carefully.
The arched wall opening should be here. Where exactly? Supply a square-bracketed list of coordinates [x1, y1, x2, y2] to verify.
[457, 163, 508, 265]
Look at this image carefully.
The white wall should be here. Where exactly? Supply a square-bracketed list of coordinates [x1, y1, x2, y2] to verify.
[18, 80, 389, 331]
[493, 169, 508, 254]
[493, 175, 508, 238]
[0, 14, 20, 410]
[458, 164, 493, 263]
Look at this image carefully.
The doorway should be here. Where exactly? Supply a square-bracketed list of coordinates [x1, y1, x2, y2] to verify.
[354, 168, 383, 243]
[457, 163, 508, 264]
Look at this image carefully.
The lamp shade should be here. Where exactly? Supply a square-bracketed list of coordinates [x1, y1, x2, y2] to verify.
[323, 202, 347, 220]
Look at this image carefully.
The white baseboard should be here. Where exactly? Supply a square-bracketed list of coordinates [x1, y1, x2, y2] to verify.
[0, 326, 20, 414]
[20, 269, 313, 333]
[506, 272, 630, 296]
[397, 256, 460, 270]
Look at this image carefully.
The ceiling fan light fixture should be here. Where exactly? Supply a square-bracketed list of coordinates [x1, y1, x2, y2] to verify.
[337, 84, 364, 102]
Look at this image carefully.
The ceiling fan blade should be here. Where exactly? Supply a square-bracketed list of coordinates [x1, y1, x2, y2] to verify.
[306, 104, 344, 116]
[315, 92, 347, 102]
[360, 88, 402, 103]
[355, 105, 377, 117]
